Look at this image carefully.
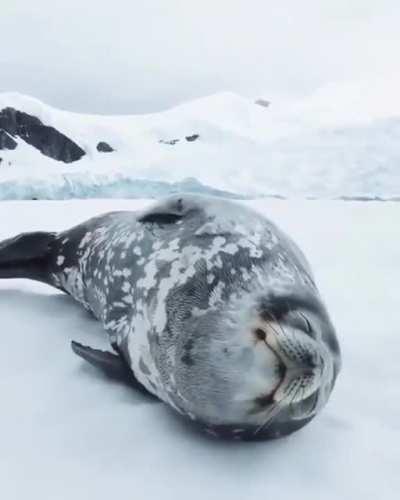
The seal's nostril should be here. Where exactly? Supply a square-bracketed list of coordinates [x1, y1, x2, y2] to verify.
[303, 353, 317, 370]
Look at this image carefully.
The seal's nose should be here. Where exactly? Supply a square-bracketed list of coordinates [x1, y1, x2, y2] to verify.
[302, 352, 317, 370]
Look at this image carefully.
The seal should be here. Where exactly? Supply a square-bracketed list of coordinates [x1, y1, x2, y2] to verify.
[0, 194, 341, 440]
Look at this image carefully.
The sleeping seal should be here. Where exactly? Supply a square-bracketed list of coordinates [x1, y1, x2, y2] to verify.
[0, 194, 341, 440]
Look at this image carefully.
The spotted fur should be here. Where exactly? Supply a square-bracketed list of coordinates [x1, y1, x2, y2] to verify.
[0, 195, 341, 440]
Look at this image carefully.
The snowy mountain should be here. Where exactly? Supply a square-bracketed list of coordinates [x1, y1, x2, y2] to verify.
[1, 87, 399, 200]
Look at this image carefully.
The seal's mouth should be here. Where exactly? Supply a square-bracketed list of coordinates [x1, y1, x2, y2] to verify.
[251, 318, 323, 415]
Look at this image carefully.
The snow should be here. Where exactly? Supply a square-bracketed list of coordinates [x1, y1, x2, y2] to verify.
[1, 80, 400, 200]
[0, 198, 398, 500]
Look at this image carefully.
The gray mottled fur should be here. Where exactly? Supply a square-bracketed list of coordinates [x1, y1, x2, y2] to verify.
[0, 194, 341, 440]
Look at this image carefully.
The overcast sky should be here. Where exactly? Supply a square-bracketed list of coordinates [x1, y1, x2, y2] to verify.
[1, 0, 399, 114]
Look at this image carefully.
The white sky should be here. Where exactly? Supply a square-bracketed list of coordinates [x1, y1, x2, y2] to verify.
[1, 0, 399, 114]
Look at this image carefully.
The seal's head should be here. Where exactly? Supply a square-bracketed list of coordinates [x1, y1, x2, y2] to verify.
[174, 284, 341, 440]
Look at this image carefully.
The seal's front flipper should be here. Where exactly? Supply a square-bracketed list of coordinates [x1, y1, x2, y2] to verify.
[71, 341, 156, 397]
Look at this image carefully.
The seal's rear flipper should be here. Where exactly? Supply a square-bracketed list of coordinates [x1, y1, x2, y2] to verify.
[0, 231, 56, 284]
[71, 341, 156, 397]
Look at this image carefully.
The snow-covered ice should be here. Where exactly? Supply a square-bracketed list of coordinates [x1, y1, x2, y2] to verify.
[0, 198, 398, 500]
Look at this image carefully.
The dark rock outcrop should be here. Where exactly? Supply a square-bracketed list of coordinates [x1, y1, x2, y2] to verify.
[96, 141, 114, 152]
[255, 99, 270, 108]
[185, 134, 199, 142]
[0, 107, 86, 163]
[0, 129, 17, 150]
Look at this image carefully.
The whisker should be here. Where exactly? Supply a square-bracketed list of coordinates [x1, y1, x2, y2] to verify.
[284, 378, 303, 412]
[253, 401, 281, 436]
[267, 313, 295, 353]
[253, 378, 302, 437]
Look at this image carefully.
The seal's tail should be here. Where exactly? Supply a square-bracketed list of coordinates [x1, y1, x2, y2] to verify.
[0, 231, 56, 284]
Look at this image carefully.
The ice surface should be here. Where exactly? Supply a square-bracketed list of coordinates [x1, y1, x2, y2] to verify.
[0, 198, 398, 500]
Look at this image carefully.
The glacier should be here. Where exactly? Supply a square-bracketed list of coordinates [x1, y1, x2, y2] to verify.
[0, 173, 243, 201]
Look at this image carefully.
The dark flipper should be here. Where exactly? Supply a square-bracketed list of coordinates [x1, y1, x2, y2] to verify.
[0, 231, 56, 284]
[71, 341, 157, 398]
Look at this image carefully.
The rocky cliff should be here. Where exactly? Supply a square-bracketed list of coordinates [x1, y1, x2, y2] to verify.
[0, 107, 86, 162]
